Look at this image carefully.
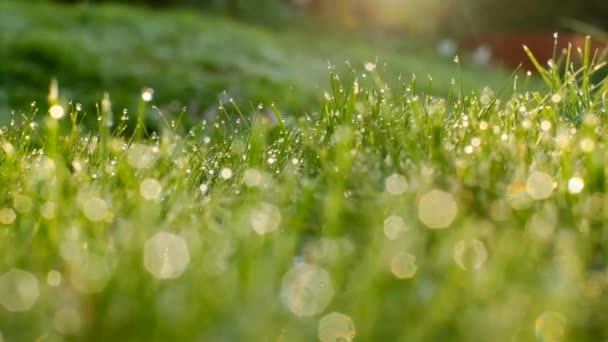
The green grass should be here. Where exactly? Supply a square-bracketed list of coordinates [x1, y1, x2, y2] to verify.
[0, 0, 519, 125]
[0, 31, 607, 340]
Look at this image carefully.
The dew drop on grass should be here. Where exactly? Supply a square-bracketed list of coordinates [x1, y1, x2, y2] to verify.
[418, 190, 458, 229]
[243, 169, 263, 187]
[480, 88, 493, 105]
[0, 269, 40, 312]
[364, 62, 376, 71]
[567, 177, 585, 194]
[127, 144, 157, 169]
[526, 172, 554, 200]
[540, 120, 552, 131]
[471, 137, 481, 147]
[384, 173, 408, 195]
[535, 311, 566, 342]
[220, 168, 233, 180]
[318, 312, 356, 342]
[140, 178, 162, 200]
[144, 232, 191, 280]
[391, 252, 417, 279]
[0, 208, 16, 225]
[453, 239, 487, 270]
[141, 88, 154, 102]
[82, 197, 108, 222]
[551, 93, 562, 104]
[383, 215, 410, 240]
[280, 263, 333, 317]
[46, 270, 62, 287]
[49, 104, 65, 120]
[250, 202, 281, 235]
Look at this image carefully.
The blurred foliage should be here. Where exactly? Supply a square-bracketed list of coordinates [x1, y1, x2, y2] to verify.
[442, 0, 608, 38]
[44, 0, 608, 35]
[0, 0, 516, 126]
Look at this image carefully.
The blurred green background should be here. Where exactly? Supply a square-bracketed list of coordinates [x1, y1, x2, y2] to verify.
[11, 0, 607, 124]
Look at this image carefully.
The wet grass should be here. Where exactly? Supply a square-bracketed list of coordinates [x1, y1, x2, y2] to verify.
[0, 35, 607, 340]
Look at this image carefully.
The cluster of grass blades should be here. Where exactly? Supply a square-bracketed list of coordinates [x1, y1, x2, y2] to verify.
[524, 34, 608, 124]
[0, 40, 607, 340]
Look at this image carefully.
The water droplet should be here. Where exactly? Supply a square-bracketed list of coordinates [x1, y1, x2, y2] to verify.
[280, 263, 333, 317]
[418, 190, 458, 229]
[243, 169, 262, 187]
[551, 93, 562, 104]
[540, 120, 552, 131]
[140, 178, 162, 200]
[250, 202, 281, 235]
[49, 104, 66, 120]
[526, 172, 554, 200]
[391, 252, 417, 279]
[567, 177, 584, 194]
[82, 197, 108, 222]
[46, 270, 62, 287]
[141, 88, 154, 102]
[383, 215, 410, 240]
[385, 173, 408, 195]
[144, 232, 191, 280]
[480, 88, 493, 105]
[364, 62, 376, 72]
[318, 312, 356, 342]
[453, 239, 487, 270]
[0, 269, 40, 312]
[127, 144, 157, 169]
[220, 168, 233, 180]
[0, 208, 16, 224]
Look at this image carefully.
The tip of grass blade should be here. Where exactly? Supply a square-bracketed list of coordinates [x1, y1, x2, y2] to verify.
[270, 103, 286, 131]
[523, 44, 554, 88]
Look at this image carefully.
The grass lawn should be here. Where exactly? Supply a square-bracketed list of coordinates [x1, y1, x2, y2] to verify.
[2, 1, 608, 341]
[0, 0, 521, 124]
